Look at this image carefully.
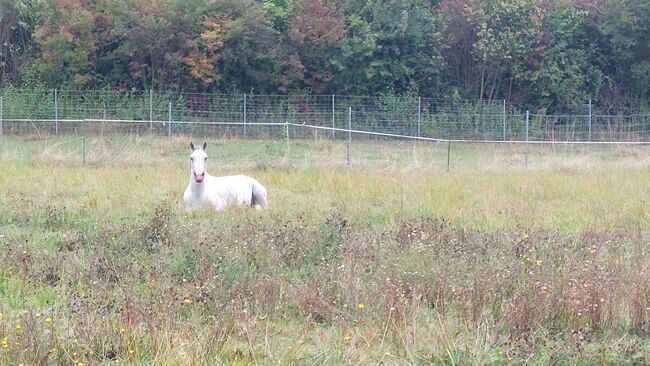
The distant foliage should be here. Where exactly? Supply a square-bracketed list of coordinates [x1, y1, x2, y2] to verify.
[286, 0, 345, 92]
[2, 0, 650, 109]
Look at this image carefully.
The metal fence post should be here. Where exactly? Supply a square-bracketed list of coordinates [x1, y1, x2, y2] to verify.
[285, 121, 290, 158]
[587, 98, 591, 142]
[54, 89, 59, 135]
[82, 119, 87, 166]
[168, 102, 172, 141]
[149, 89, 153, 129]
[0, 96, 3, 156]
[332, 94, 335, 139]
[447, 140, 451, 173]
[502, 99, 506, 141]
[525, 110, 529, 167]
[243, 93, 247, 138]
[417, 96, 421, 137]
[347, 107, 352, 166]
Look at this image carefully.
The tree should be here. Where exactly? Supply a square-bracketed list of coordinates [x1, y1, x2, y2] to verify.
[183, 12, 230, 90]
[286, 0, 345, 92]
[31, 0, 102, 88]
[437, 0, 475, 97]
[464, 0, 544, 102]
[216, 0, 285, 93]
[332, 0, 443, 95]
[329, 13, 376, 95]
[257, 0, 294, 30]
[0, 0, 36, 86]
[2, 0, 650, 112]
[599, 0, 650, 100]
[525, 3, 606, 109]
[107, 0, 212, 90]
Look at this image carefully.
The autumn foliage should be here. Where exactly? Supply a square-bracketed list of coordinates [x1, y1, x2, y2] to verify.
[2, 0, 650, 108]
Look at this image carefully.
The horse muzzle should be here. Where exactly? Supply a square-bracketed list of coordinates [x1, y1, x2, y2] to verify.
[194, 172, 205, 183]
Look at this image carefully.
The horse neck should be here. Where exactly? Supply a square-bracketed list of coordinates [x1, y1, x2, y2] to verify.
[189, 175, 206, 195]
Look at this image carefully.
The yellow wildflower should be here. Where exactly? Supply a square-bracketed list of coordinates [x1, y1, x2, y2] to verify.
[358, 303, 365, 310]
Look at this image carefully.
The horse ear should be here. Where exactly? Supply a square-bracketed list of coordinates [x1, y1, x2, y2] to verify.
[190, 142, 195, 150]
[202, 141, 207, 151]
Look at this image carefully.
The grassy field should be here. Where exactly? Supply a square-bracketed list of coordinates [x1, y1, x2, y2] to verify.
[2, 136, 650, 365]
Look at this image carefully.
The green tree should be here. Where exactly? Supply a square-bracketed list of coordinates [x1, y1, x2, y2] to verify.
[600, 0, 650, 100]
[329, 13, 376, 95]
[333, 0, 443, 95]
[437, 0, 476, 97]
[0, 0, 36, 86]
[465, 0, 544, 102]
[525, 3, 606, 109]
[31, 0, 102, 88]
[216, 0, 285, 93]
[257, 0, 294, 30]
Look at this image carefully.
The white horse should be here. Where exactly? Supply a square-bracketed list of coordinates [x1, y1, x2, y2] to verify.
[183, 141, 268, 211]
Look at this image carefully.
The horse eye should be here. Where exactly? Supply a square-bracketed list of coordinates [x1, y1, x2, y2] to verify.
[190, 157, 194, 161]
[205, 157, 208, 161]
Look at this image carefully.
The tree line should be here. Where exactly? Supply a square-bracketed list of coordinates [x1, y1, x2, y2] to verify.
[2, 0, 650, 111]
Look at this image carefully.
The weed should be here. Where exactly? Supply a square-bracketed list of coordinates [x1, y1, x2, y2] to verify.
[2, 138, 650, 363]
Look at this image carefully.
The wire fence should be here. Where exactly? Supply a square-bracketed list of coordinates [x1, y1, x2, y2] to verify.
[2, 89, 650, 169]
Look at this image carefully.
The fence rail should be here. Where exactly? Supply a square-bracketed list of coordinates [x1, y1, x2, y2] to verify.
[3, 89, 650, 142]
[3, 90, 650, 170]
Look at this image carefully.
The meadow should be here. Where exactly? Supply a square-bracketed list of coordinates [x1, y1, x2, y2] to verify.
[2, 136, 650, 365]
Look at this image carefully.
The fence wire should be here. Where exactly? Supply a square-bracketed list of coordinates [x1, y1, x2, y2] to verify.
[3, 89, 650, 142]
[3, 89, 650, 169]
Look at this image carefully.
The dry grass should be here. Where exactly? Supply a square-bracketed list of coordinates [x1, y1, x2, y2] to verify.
[1, 136, 650, 364]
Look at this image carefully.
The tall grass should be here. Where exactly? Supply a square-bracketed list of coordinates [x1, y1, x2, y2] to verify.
[1, 137, 650, 364]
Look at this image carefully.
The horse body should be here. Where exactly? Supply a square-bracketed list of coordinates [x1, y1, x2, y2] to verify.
[184, 174, 268, 210]
[183, 142, 268, 211]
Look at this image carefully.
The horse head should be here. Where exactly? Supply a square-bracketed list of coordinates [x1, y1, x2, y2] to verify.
[189, 141, 208, 183]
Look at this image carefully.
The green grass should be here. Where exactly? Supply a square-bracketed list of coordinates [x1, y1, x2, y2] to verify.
[2, 136, 650, 364]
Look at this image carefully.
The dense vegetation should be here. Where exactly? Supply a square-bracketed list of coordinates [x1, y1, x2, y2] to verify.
[2, 137, 650, 364]
[2, 0, 650, 110]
